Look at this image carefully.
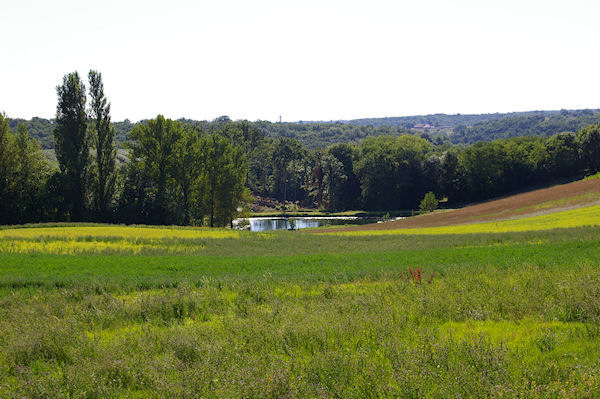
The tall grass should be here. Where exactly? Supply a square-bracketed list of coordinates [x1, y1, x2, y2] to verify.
[1, 223, 600, 397]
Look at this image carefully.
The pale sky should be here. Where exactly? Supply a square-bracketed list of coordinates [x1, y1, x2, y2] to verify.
[2, 0, 599, 122]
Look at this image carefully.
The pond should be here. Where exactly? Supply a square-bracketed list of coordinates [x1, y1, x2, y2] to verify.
[234, 216, 387, 232]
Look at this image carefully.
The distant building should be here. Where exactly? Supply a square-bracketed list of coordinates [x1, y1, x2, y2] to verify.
[413, 123, 434, 131]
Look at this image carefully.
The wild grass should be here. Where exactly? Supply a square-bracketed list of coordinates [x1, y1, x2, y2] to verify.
[1, 222, 600, 397]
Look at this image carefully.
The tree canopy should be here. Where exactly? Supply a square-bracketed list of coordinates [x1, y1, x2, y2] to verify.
[53, 71, 90, 220]
[3, 71, 600, 226]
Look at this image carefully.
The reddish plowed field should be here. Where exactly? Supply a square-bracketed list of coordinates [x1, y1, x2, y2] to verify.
[327, 178, 600, 232]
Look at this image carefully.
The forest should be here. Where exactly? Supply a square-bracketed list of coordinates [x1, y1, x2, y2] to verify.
[2, 71, 600, 226]
[451, 109, 600, 144]
[11, 109, 600, 151]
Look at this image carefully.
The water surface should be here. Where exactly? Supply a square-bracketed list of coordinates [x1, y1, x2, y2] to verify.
[235, 216, 384, 232]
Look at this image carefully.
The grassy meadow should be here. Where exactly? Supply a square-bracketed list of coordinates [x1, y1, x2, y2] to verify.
[1, 207, 600, 397]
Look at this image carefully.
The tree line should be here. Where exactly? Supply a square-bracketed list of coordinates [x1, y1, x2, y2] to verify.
[245, 127, 600, 212]
[1, 71, 249, 226]
[2, 71, 600, 226]
[11, 109, 600, 151]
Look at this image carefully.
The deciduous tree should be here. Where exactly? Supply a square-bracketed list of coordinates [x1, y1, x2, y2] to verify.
[0, 114, 18, 223]
[199, 134, 249, 227]
[578, 124, 600, 174]
[170, 126, 203, 225]
[127, 115, 183, 224]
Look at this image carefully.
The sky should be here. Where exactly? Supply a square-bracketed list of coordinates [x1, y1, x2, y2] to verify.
[2, 0, 599, 122]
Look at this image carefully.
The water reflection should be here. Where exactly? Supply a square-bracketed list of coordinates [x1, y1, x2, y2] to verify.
[235, 217, 383, 232]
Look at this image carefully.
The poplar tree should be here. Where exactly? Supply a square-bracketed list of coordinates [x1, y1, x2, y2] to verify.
[88, 70, 116, 220]
[54, 72, 90, 220]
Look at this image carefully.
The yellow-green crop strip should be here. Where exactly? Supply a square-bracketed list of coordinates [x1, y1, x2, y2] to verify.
[0, 225, 244, 255]
[0, 225, 241, 240]
[327, 203, 600, 236]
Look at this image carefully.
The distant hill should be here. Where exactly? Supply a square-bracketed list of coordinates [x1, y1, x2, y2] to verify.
[345, 112, 543, 129]
[8, 117, 55, 149]
[344, 109, 600, 144]
[448, 109, 600, 144]
[7, 108, 600, 150]
[6, 117, 414, 150]
[8, 118, 136, 150]
[252, 121, 411, 149]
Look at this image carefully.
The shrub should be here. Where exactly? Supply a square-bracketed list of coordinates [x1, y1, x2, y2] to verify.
[419, 191, 439, 213]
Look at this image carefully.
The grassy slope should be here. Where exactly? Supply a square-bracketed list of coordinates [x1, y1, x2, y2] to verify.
[1, 221, 600, 397]
[327, 203, 600, 236]
[331, 176, 600, 232]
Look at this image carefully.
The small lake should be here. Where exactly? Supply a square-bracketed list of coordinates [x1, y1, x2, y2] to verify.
[234, 216, 385, 232]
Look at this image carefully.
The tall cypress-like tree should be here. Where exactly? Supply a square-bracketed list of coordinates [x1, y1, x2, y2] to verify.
[54, 72, 90, 220]
[88, 70, 116, 220]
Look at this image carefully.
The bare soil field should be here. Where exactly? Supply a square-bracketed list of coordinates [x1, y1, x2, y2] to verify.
[328, 177, 600, 232]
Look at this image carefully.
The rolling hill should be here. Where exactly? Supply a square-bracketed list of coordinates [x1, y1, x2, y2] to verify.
[326, 175, 600, 232]
[8, 108, 600, 150]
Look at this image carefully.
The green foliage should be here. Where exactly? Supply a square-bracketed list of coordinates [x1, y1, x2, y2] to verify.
[459, 141, 508, 200]
[544, 132, 580, 179]
[327, 143, 361, 210]
[254, 120, 414, 149]
[5, 70, 600, 225]
[8, 117, 55, 149]
[88, 70, 117, 220]
[451, 109, 600, 144]
[53, 71, 90, 220]
[12, 109, 600, 151]
[0, 115, 51, 224]
[350, 111, 531, 129]
[199, 134, 249, 227]
[0, 113, 18, 222]
[12, 124, 51, 222]
[270, 137, 306, 203]
[120, 116, 249, 227]
[577, 124, 600, 174]
[126, 115, 184, 224]
[321, 152, 346, 211]
[419, 191, 439, 213]
[354, 135, 433, 210]
[170, 126, 204, 225]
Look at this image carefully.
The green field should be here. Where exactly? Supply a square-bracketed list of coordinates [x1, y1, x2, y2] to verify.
[1, 208, 600, 397]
